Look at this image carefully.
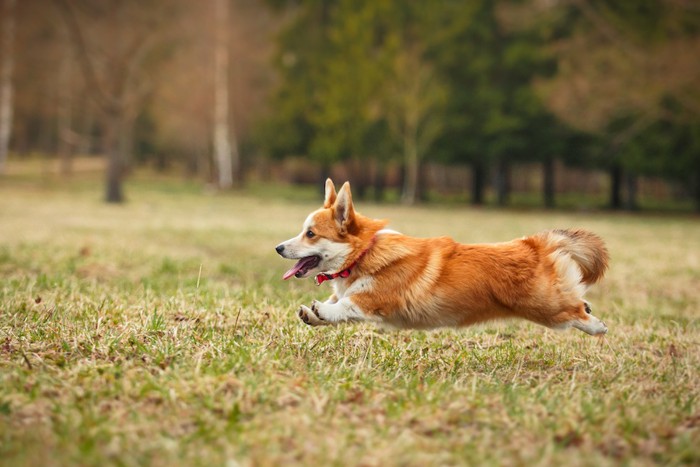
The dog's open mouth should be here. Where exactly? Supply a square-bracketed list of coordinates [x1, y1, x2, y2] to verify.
[282, 255, 320, 280]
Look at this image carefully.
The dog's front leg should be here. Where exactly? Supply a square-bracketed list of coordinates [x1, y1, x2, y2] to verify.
[297, 302, 329, 326]
[325, 293, 338, 305]
[298, 297, 370, 326]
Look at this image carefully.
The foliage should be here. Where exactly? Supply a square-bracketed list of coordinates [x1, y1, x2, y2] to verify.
[427, 1, 562, 166]
[539, 0, 700, 190]
[259, 0, 585, 202]
[258, 0, 396, 168]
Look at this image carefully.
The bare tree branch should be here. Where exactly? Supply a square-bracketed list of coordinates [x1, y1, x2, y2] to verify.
[51, 0, 120, 113]
[0, 0, 16, 173]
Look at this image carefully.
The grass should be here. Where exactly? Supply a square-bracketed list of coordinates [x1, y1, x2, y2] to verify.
[0, 170, 699, 466]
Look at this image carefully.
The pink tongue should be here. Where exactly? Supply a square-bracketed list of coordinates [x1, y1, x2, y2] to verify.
[282, 260, 305, 280]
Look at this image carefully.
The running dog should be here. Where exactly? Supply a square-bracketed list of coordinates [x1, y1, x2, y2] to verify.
[275, 179, 609, 335]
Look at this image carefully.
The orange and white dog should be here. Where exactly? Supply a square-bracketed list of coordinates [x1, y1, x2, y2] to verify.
[276, 179, 609, 335]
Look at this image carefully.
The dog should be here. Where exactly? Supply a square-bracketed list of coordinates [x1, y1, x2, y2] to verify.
[275, 179, 609, 335]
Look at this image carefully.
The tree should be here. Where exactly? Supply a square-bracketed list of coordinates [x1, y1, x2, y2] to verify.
[537, 0, 700, 209]
[428, 0, 566, 206]
[311, 0, 403, 198]
[52, 0, 176, 202]
[256, 0, 334, 180]
[259, 0, 395, 196]
[213, 0, 241, 189]
[0, 0, 16, 174]
[383, 46, 446, 205]
[56, 24, 76, 175]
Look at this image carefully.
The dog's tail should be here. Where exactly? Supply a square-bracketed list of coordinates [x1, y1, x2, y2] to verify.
[539, 229, 609, 285]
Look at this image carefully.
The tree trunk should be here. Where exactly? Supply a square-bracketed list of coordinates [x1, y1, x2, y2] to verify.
[213, 0, 240, 189]
[402, 133, 419, 205]
[318, 162, 331, 196]
[417, 160, 429, 202]
[119, 115, 133, 175]
[57, 35, 74, 176]
[373, 161, 386, 202]
[348, 158, 370, 200]
[495, 158, 510, 206]
[78, 99, 94, 155]
[543, 156, 555, 209]
[200, 147, 213, 183]
[471, 160, 485, 205]
[104, 111, 124, 203]
[624, 172, 638, 211]
[695, 166, 700, 213]
[609, 164, 623, 209]
[0, 0, 16, 174]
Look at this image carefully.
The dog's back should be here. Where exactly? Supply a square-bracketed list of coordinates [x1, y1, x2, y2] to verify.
[353, 229, 609, 333]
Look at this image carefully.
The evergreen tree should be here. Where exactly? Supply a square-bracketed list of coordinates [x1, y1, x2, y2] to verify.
[427, 0, 569, 206]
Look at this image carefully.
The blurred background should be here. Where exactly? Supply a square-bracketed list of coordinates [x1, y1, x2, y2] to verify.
[1, 0, 699, 210]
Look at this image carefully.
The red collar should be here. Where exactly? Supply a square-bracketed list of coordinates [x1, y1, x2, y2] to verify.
[315, 237, 375, 286]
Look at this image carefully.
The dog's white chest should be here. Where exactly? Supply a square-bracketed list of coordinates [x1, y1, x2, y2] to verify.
[333, 276, 373, 299]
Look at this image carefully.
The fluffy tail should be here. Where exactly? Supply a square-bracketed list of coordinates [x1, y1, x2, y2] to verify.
[540, 229, 609, 285]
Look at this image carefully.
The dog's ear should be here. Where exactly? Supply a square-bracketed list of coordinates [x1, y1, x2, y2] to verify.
[334, 182, 355, 235]
[324, 178, 337, 208]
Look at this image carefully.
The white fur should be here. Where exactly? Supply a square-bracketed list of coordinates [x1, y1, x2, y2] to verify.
[333, 276, 374, 300]
[314, 298, 366, 322]
[276, 210, 322, 259]
[550, 250, 586, 298]
[555, 313, 608, 335]
[315, 238, 352, 274]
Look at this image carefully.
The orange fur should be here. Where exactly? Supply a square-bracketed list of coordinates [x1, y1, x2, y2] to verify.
[278, 179, 610, 335]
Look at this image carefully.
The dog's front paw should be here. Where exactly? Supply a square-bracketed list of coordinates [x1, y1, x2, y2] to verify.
[298, 303, 327, 326]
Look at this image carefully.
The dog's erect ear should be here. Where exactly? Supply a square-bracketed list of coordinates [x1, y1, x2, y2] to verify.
[324, 178, 337, 208]
[334, 182, 355, 234]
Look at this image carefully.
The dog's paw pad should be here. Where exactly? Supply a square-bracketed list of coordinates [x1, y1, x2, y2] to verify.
[298, 306, 311, 325]
[298, 304, 324, 326]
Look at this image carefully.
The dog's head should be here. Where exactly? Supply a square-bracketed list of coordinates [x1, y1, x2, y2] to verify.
[276, 179, 362, 280]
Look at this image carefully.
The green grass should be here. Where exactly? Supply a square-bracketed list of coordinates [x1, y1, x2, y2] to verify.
[0, 172, 699, 466]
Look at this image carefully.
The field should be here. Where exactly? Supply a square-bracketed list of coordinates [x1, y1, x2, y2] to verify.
[1, 172, 699, 466]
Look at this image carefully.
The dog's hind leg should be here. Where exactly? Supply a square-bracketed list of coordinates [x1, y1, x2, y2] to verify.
[572, 316, 607, 335]
[572, 307, 608, 335]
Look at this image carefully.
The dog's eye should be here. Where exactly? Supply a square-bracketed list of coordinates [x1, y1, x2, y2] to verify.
[306, 230, 315, 239]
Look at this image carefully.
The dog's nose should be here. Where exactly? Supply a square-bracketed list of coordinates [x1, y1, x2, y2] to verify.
[275, 244, 285, 255]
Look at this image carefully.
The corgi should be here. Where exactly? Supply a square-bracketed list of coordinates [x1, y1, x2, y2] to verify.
[275, 179, 609, 335]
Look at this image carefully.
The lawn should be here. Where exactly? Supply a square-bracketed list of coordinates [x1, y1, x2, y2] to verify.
[1, 172, 698, 466]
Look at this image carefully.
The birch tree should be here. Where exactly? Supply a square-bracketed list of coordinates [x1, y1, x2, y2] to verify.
[0, 0, 16, 174]
[57, 28, 74, 175]
[213, 0, 240, 189]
